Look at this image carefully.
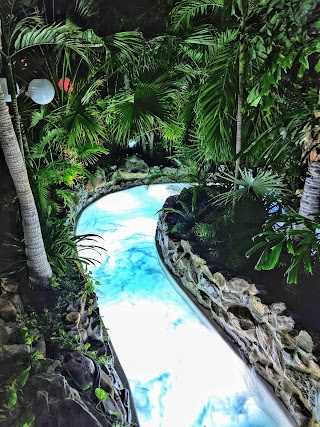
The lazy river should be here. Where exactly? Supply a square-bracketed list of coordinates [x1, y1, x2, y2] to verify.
[76, 184, 294, 427]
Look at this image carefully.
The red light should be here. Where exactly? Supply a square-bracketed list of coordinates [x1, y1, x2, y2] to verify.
[58, 78, 74, 93]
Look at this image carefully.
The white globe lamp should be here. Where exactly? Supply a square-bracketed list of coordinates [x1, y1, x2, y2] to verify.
[27, 79, 55, 105]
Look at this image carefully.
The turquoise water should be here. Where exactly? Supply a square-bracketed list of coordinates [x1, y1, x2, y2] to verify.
[76, 184, 292, 427]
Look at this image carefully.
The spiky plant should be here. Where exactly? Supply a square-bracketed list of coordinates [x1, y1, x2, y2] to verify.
[212, 167, 288, 206]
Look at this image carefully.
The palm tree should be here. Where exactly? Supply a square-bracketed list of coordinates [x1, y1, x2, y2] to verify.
[168, 0, 319, 178]
[104, 69, 183, 155]
[298, 120, 320, 219]
[0, 0, 105, 152]
[0, 87, 52, 286]
[168, 0, 250, 173]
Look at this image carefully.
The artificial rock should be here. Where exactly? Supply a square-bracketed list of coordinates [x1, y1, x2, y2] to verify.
[0, 297, 17, 321]
[156, 212, 320, 427]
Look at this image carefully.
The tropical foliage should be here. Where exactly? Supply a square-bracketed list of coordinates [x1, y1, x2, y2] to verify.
[1, 5, 320, 427]
[212, 167, 288, 206]
[163, 186, 212, 239]
[1, 0, 320, 286]
[41, 213, 104, 277]
[247, 213, 320, 284]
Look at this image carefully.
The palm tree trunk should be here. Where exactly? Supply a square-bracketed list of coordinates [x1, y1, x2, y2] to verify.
[234, 41, 244, 182]
[147, 132, 154, 159]
[141, 136, 147, 157]
[0, 88, 52, 286]
[6, 61, 24, 154]
[298, 162, 320, 219]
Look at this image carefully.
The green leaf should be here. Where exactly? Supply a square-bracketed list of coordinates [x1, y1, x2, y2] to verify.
[285, 255, 303, 284]
[303, 251, 313, 274]
[255, 244, 271, 270]
[21, 410, 35, 427]
[266, 242, 284, 269]
[84, 343, 91, 351]
[315, 58, 320, 74]
[246, 241, 268, 258]
[95, 387, 108, 401]
[299, 233, 316, 246]
[6, 390, 17, 409]
[250, 95, 262, 107]
[98, 356, 107, 364]
[81, 382, 93, 391]
[169, 0, 223, 32]
[287, 229, 308, 236]
[286, 240, 295, 255]
[13, 366, 31, 389]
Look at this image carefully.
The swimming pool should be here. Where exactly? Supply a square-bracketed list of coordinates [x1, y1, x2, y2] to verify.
[76, 184, 294, 427]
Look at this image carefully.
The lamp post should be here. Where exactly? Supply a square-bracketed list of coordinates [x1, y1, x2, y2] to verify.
[0, 78, 19, 102]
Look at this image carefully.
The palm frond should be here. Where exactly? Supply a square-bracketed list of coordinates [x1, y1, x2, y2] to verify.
[104, 31, 144, 57]
[174, 134, 208, 165]
[162, 121, 186, 143]
[72, 0, 99, 18]
[76, 143, 109, 165]
[193, 222, 217, 241]
[104, 31, 146, 76]
[63, 107, 105, 149]
[12, 20, 104, 71]
[59, 163, 89, 186]
[30, 109, 45, 127]
[195, 30, 238, 162]
[184, 26, 217, 46]
[213, 167, 288, 206]
[12, 20, 70, 56]
[105, 79, 178, 142]
[55, 25, 105, 71]
[80, 79, 105, 105]
[169, 0, 223, 32]
[107, 98, 156, 142]
[29, 128, 65, 160]
[55, 188, 79, 208]
[33, 170, 57, 215]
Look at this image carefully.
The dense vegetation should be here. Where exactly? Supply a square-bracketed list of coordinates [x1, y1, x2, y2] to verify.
[0, 0, 320, 424]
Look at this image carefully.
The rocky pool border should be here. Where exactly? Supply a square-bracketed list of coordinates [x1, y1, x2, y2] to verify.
[156, 211, 320, 427]
[71, 156, 320, 426]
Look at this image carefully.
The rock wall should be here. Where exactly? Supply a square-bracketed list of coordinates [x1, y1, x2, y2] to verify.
[0, 277, 136, 427]
[156, 213, 320, 427]
[0, 157, 158, 426]
[69, 156, 184, 226]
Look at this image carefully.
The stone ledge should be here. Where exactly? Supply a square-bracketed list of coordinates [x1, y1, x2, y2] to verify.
[156, 212, 320, 427]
